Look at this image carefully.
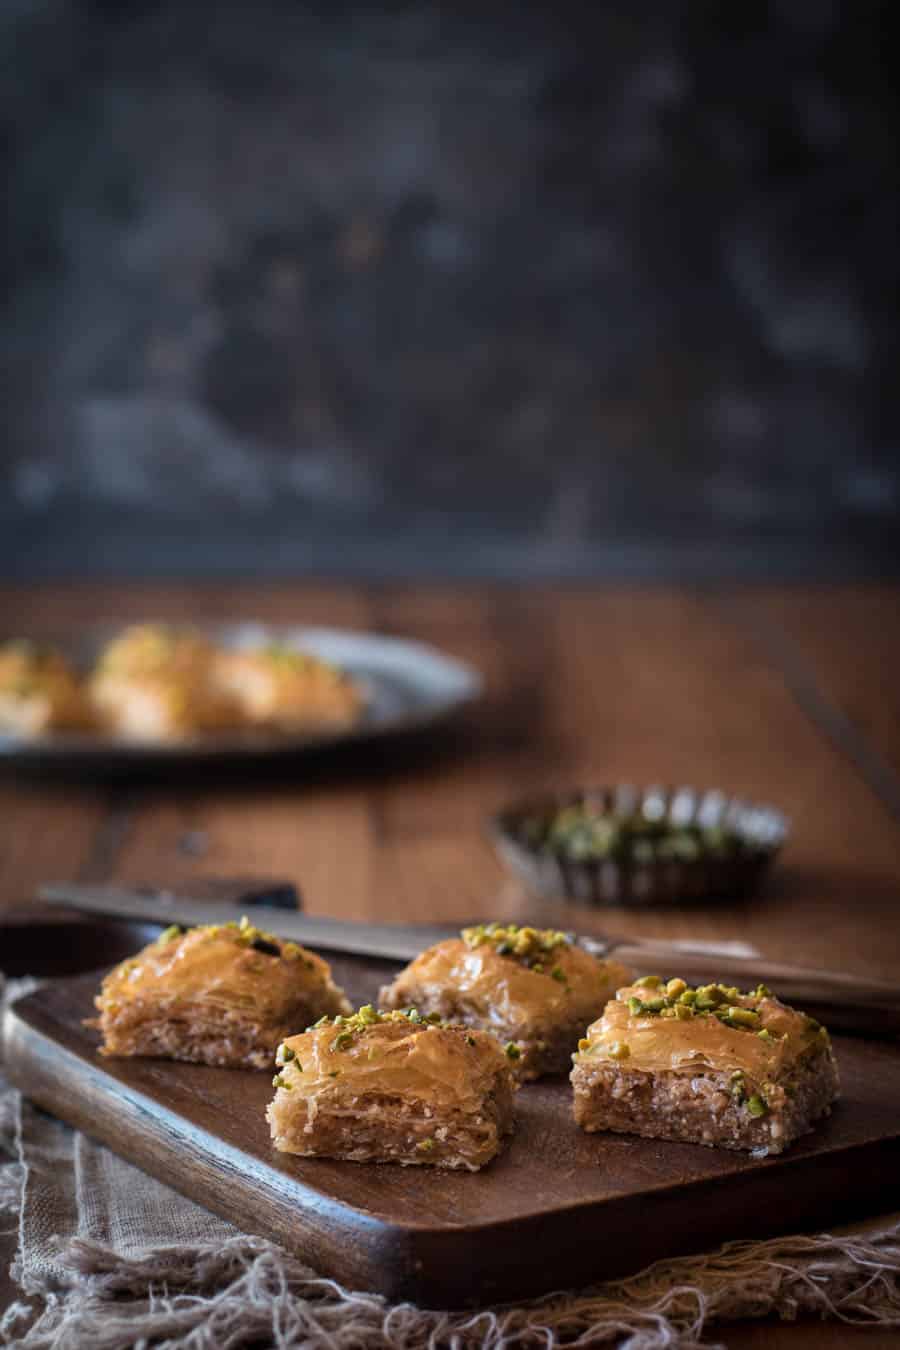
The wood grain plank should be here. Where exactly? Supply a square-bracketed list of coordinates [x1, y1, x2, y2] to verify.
[0, 785, 115, 919]
[734, 585, 900, 812]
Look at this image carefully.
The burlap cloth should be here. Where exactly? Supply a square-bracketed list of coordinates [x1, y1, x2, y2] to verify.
[1, 976, 898, 1349]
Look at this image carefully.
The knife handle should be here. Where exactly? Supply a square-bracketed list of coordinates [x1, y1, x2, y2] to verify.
[610, 944, 900, 1037]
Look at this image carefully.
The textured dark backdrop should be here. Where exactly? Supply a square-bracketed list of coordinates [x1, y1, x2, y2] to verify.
[3, 0, 898, 579]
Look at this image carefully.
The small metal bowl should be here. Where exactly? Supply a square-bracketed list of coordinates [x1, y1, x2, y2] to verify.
[488, 784, 788, 908]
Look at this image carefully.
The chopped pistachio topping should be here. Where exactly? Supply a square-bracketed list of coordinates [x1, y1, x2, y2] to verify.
[746, 1094, 768, 1118]
[620, 979, 814, 1037]
[641, 996, 667, 1013]
[607, 1041, 630, 1060]
[465, 1034, 477, 1047]
[461, 922, 570, 972]
[272, 1074, 292, 1091]
[721, 1006, 761, 1029]
[416, 1138, 436, 1152]
[308, 1004, 444, 1038]
[505, 1042, 522, 1061]
[577, 1037, 591, 1052]
[157, 925, 183, 944]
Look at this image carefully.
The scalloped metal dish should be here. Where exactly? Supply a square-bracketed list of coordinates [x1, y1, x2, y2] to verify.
[489, 784, 788, 908]
[0, 624, 482, 766]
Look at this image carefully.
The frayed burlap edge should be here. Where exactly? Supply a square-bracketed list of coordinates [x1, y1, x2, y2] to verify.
[2, 1219, 898, 1349]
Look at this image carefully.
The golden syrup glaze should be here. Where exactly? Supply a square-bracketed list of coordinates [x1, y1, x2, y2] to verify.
[575, 979, 830, 1083]
[95, 921, 349, 1022]
[386, 928, 632, 1037]
[272, 1009, 512, 1117]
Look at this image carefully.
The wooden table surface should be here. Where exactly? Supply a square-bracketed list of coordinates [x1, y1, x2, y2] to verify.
[2, 581, 899, 1347]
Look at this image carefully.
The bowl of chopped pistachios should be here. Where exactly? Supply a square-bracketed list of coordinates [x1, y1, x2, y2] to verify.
[488, 784, 788, 907]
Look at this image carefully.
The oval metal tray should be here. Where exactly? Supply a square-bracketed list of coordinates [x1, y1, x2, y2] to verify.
[0, 624, 482, 767]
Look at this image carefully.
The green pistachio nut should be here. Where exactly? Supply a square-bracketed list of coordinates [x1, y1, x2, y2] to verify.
[725, 1007, 761, 1029]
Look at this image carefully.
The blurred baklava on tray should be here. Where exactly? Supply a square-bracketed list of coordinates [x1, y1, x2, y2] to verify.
[212, 642, 363, 732]
[379, 923, 632, 1080]
[88, 624, 239, 741]
[267, 1005, 515, 1170]
[1, 624, 365, 744]
[0, 640, 91, 735]
[572, 977, 839, 1155]
[92, 918, 351, 1069]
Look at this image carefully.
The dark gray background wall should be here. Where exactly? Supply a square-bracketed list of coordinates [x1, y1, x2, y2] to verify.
[3, 0, 898, 579]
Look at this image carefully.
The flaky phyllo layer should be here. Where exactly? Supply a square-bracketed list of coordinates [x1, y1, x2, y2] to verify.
[92, 917, 351, 1069]
[267, 1006, 516, 1169]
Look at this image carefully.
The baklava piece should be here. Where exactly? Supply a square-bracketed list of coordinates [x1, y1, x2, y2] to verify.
[212, 643, 363, 732]
[89, 623, 239, 741]
[93, 918, 351, 1069]
[572, 977, 840, 1155]
[267, 1006, 515, 1170]
[0, 640, 91, 736]
[379, 923, 632, 1080]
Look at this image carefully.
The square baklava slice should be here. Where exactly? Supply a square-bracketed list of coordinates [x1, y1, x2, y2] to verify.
[379, 923, 632, 1080]
[267, 1006, 516, 1170]
[572, 977, 839, 1155]
[93, 918, 351, 1069]
[0, 640, 91, 736]
[89, 624, 239, 741]
[212, 643, 363, 732]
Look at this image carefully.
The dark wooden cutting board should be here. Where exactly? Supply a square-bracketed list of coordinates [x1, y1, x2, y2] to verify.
[5, 953, 900, 1308]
